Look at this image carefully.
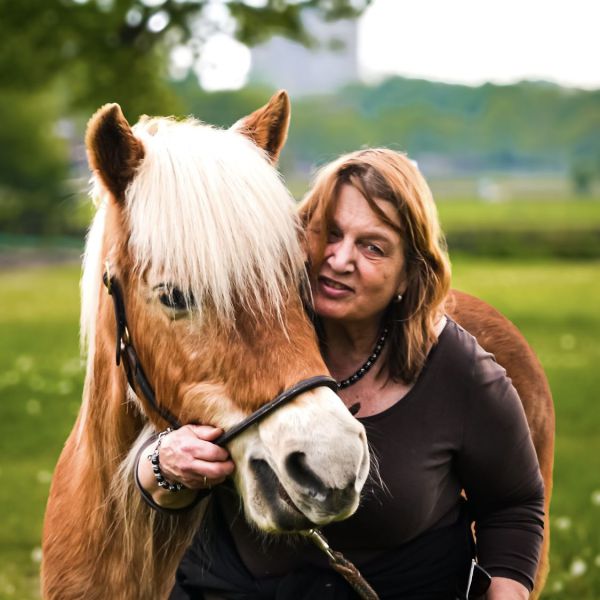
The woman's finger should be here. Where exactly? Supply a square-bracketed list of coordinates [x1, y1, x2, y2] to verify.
[187, 424, 224, 441]
[173, 459, 235, 490]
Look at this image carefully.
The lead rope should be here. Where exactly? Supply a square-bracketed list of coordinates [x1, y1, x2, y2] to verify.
[307, 529, 380, 600]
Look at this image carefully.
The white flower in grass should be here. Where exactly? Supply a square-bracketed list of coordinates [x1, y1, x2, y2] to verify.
[569, 558, 587, 577]
[0, 574, 16, 596]
[16, 355, 33, 372]
[554, 516, 571, 530]
[57, 380, 73, 395]
[37, 470, 52, 484]
[560, 333, 576, 351]
[26, 399, 41, 415]
[591, 490, 600, 506]
[0, 371, 20, 386]
[61, 357, 82, 375]
[31, 547, 43, 563]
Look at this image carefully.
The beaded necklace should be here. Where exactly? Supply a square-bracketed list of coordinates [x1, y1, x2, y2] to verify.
[336, 327, 389, 390]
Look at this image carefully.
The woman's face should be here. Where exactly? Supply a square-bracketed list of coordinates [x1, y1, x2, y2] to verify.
[308, 183, 407, 326]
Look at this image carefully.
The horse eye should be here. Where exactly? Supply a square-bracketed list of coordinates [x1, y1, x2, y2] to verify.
[156, 286, 195, 311]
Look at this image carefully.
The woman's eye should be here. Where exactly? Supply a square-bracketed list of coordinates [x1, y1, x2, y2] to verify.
[365, 243, 384, 256]
[156, 286, 194, 310]
[327, 230, 342, 242]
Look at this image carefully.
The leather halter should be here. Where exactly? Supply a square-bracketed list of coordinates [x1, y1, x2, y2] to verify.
[102, 268, 338, 446]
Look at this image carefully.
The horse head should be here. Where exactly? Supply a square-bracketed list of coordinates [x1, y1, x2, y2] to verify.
[82, 92, 370, 532]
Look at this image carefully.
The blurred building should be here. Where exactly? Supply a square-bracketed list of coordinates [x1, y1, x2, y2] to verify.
[250, 10, 358, 95]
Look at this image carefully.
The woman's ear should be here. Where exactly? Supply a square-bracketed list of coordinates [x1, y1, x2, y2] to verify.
[231, 90, 290, 164]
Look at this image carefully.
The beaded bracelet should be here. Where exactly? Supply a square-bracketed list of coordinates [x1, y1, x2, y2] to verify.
[147, 428, 184, 493]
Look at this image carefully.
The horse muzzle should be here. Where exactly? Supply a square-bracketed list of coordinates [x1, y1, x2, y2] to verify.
[249, 454, 362, 531]
[232, 386, 370, 533]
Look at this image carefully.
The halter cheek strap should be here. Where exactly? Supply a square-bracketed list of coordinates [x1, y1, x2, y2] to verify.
[103, 270, 182, 429]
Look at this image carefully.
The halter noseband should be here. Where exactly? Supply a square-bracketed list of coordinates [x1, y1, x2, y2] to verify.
[102, 267, 338, 447]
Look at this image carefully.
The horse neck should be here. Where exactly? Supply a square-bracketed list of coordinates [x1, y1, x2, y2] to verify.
[80, 325, 143, 473]
[58, 304, 199, 600]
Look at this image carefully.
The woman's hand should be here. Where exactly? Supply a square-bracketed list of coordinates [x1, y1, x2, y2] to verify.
[137, 425, 235, 509]
[485, 576, 529, 599]
[158, 425, 235, 489]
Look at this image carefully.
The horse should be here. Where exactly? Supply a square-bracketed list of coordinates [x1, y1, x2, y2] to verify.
[41, 92, 371, 600]
[41, 92, 554, 600]
[448, 291, 554, 599]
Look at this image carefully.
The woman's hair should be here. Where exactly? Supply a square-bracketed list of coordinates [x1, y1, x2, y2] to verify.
[298, 148, 452, 384]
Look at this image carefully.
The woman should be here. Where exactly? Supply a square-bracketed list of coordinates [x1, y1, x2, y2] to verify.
[137, 149, 544, 599]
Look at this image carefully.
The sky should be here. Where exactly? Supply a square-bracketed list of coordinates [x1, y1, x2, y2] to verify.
[358, 0, 600, 89]
[190, 0, 600, 91]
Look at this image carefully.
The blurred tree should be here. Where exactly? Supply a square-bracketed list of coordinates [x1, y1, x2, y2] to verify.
[173, 76, 600, 182]
[0, 0, 370, 236]
[0, 0, 370, 116]
[571, 160, 595, 196]
[0, 90, 69, 235]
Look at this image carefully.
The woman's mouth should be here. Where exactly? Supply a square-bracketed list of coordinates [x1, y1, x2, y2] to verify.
[318, 276, 353, 298]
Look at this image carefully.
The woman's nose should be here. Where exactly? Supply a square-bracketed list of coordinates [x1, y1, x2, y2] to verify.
[326, 240, 355, 272]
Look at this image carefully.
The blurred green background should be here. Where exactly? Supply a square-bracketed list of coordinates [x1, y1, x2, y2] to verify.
[1, 1, 599, 598]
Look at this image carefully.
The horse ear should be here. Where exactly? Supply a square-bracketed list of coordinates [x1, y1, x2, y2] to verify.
[86, 103, 144, 201]
[232, 90, 290, 164]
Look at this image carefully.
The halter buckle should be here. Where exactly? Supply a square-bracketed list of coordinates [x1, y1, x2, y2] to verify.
[306, 528, 336, 561]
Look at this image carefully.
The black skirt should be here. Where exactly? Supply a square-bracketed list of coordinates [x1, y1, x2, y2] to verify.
[170, 500, 474, 600]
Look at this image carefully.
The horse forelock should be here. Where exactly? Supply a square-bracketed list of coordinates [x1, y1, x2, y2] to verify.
[78, 117, 306, 436]
[122, 117, 304, 322]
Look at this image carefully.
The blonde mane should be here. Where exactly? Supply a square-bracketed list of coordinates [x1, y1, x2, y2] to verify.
[81, 117, 305, 359]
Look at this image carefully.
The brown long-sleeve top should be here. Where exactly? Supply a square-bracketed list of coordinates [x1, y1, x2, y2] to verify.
[222, 318, 545, 591]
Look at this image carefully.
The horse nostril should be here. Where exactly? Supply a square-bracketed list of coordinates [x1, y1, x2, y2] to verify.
[284, 451, 328, 500]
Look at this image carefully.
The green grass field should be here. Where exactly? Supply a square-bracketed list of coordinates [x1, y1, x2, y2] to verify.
[437, 198, 600, 232]
[1, 257, 599, 599]
[451, 258, 600, 598]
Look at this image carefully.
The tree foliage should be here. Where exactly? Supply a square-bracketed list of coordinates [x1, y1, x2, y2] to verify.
[0, 0, 370, 235]
[0, 90, 69, 234]
[176, 76, 600, 187]
[0, 0, 370, 115]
